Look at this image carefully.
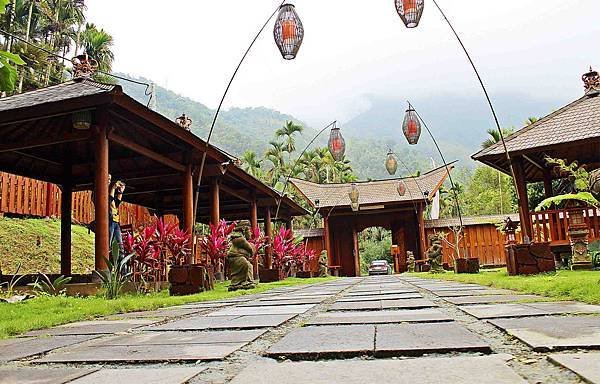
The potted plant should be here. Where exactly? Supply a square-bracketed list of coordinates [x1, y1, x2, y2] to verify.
[267, 227, 295, 282]
[198, 219, 236, 282]
[536, 157, 600, 270]
[294, 242, 317, 278]
[248, 226, 268, 280]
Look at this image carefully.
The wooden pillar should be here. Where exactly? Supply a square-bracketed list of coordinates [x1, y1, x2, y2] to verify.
[265, 207, 273, 269]
[514, 157, 533, 240]
[352, 228, 361, 277]
[210, 178, 220, 226]
[323, 215, 333, 266]
[183, 165, 194, 234]
[250, 200, 259, 278]
[543, 169, 553, 199]
[94, 124, 109, 271]
[60, 182, 72, 275]
[417, 203, 427, 259]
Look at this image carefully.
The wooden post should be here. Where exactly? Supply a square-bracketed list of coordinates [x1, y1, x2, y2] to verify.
[514, 157, 533, 240]
[210, 178, 220, 226]
[60, 182, 72, 275]
[323, 215, 333, 265]
[250, 200, 259, 278]
[352, 228, 361, 277]
[265, 207, 273, 269]
[417, 203, 427, 259]
[94, 123, 109, 271]
[543, 169, 553, 199]
[183, 164, 194, 263]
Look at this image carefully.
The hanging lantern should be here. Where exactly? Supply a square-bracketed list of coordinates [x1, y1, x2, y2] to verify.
[385, 151, 398, 175]
[402, 106, 421, 145]
[72, 110, 92, 130]
[395, 0, 425, 28]
[328, 126, 346, 161]
[349, 183, 359, 212]
[397, 181, 406, 197]
[273, 3, 304, 60]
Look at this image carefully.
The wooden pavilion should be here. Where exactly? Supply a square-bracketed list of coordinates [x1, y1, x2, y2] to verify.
[290, 164, 452, 276]
[0, 79, 307, 275]
[472, 70, 600, 252]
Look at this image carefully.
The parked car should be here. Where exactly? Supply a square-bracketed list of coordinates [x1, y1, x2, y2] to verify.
[368, 260, 391, 276]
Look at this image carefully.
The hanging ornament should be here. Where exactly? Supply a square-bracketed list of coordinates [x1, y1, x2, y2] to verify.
[403, 106, 421, 145]
[328, 126, 346, 161]
[349, 183, 359, 212]
[397, 181, 407, 197]
[274, 3, 304, 60]
[385, 151, 398, 175]
[395, 0, 425, 28]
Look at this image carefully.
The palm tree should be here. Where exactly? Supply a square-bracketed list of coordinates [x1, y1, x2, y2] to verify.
[241, 150, 263, 179]
[481, 127, 515, 149]
[525, 116, 539, 125]
[80, 23, 113, 73]
[275, 121, 303, 156]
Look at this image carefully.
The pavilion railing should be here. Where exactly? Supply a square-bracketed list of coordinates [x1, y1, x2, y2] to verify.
[530, 207, 600, 245]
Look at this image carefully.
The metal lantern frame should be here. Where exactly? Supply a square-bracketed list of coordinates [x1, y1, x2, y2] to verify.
[328, 124, 346, 161]
[72, 110, 92, 130]
[385, 151, 398, 175]
[402, 106, 421, 145]
[274, 3, 304, 60]
[395, 0, 425, 28]
[349, 183, 360, 212]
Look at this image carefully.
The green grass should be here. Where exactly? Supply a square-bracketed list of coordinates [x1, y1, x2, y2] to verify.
[414, 268, 600, 305]
[0, 277, 335, 339]
[0, 217, 94, 275]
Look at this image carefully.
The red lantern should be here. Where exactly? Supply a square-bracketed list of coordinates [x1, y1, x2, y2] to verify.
[397, 181, 406, 197]
[403, 107, 421, 145]
[395, 0, 425, 28]
[274, 3, 304, 60]
[328, 127, 346, 161]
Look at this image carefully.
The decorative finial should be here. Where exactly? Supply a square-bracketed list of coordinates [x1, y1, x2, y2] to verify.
[72, 54, 98, 79]
[176, 113, 192, 130]
[582, 66, 600, 96]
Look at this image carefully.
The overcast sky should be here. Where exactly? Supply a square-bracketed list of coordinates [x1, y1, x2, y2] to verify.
[87, 0, 600, 126]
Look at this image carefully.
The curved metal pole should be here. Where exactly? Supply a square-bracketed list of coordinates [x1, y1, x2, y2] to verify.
[192, 0, 285, 225]
[431, 0, 519, 201]
[409, 101, 467, 258]
[274, 120, 338, 219]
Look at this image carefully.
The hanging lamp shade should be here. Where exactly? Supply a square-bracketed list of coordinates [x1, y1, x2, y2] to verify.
[273, 3, 304, 60]
[72, 110, 92, 130]
[385, 151, 398, 175]
[402, 107, 421, 145]
[328, 126, 346, 161]
[397, 181, 407, 197]
[349, 183, 359, 212]
[395, 0, 424, 28]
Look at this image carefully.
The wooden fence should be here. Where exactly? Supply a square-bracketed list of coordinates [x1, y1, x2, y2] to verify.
[530, 207, 600, 245]
[0, 172, 171, 229]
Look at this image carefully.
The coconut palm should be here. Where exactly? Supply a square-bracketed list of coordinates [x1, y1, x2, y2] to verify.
[481, 127, 515, 149]
[80, 23, 113, 72]
[241, 150, 263, 179]
[275, 121, 303, 155]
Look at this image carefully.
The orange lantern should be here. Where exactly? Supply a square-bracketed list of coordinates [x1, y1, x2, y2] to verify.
[395, 0, 425, 28]
[274, 3, 304, 60]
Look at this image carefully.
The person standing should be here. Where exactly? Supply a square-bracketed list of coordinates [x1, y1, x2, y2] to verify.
[109, 180, 125, 255]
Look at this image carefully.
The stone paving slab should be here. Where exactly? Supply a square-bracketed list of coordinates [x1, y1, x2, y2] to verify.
[433, 289, 516, 297]
[147, 314, 296, 331]
[0, 335, 100, 362]
[489, 316, 600, 351]
[461, 302, 600, 319]
[102, 307, 204, 320]
[92, 329, 267, 346]
[70, 367, 207, 384]
[239, 298, 324, 306]
[329, 298, 436, 311]
[0, 367, 98, 384]
[417, 285, 488, 292]
[25, 319, 155, 337]
[345, 289, 417, 297]
[228, 354, 526, 384]
[444, 294, 544, 305]
[207, 304, 314, 316]
[375, 322, 491, 356]
[267, 325, 374, 358]
[308, 308, 452, 325]
[36, 343, 243, 363]
[548, 352, 600, 384]
[337, 293, 423, 302]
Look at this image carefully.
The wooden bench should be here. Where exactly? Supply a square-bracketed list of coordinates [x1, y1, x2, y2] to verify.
[414, 259, 430, 272]
[328, 265, 341, 277]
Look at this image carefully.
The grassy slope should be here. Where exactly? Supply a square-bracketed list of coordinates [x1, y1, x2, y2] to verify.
[0, 277, 335, 339]
[0, 217, 94, 275]
[415, 269, 600, 305]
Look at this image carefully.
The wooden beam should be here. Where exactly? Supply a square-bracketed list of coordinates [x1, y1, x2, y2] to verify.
[265, 207, 273, 269]
[323, 216, 333, 266]
[60, 177, 72, 276]
[514, 156, 533, 240]
[183, 164, 194, 236]
[0, 132, 90, 153]
[219, 183, 252, 202]
[94, 123, 109, 272]
[417, 203, 427, 260]
[107, 132, 185, 172]
[543, 168, 553, 199]
[210, 178, 220, 226]
[523, 154, 545, 171]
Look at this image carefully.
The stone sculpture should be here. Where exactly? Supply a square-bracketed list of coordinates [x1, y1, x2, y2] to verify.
[227, 221, 256, 291]
[426, 233, 445, 273]
[317, 250, 329, 277]
[406, 251, 416, 273]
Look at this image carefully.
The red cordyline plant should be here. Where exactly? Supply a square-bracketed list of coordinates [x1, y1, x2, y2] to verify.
[248, 226, 268, 265]
[293, 243, 317, 272]
[198, 219, 237, 266]
[272, 227, 295, 272]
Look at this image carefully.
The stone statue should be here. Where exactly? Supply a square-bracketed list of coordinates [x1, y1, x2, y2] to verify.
[406, 251, 416, 273]
[227, 221, 256, 291]
[426, 233, 445, 273]
[317, 250, 329, 277]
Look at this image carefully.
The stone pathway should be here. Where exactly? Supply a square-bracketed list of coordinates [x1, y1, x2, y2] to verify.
[2, 275, 600, 383]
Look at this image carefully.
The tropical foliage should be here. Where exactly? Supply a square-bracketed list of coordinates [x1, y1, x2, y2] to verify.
[29, 273, 71, 296]
[0, 0, 114, 94]
[198, 219, 237, 266]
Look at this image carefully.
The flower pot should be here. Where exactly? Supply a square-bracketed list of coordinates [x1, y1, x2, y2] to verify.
[259, 267, 280, 283]
[296, 271, 313, 278]
[168, 264, 207, 296]
[505, 242, 555, 276]
[454, 258, 480, 274]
